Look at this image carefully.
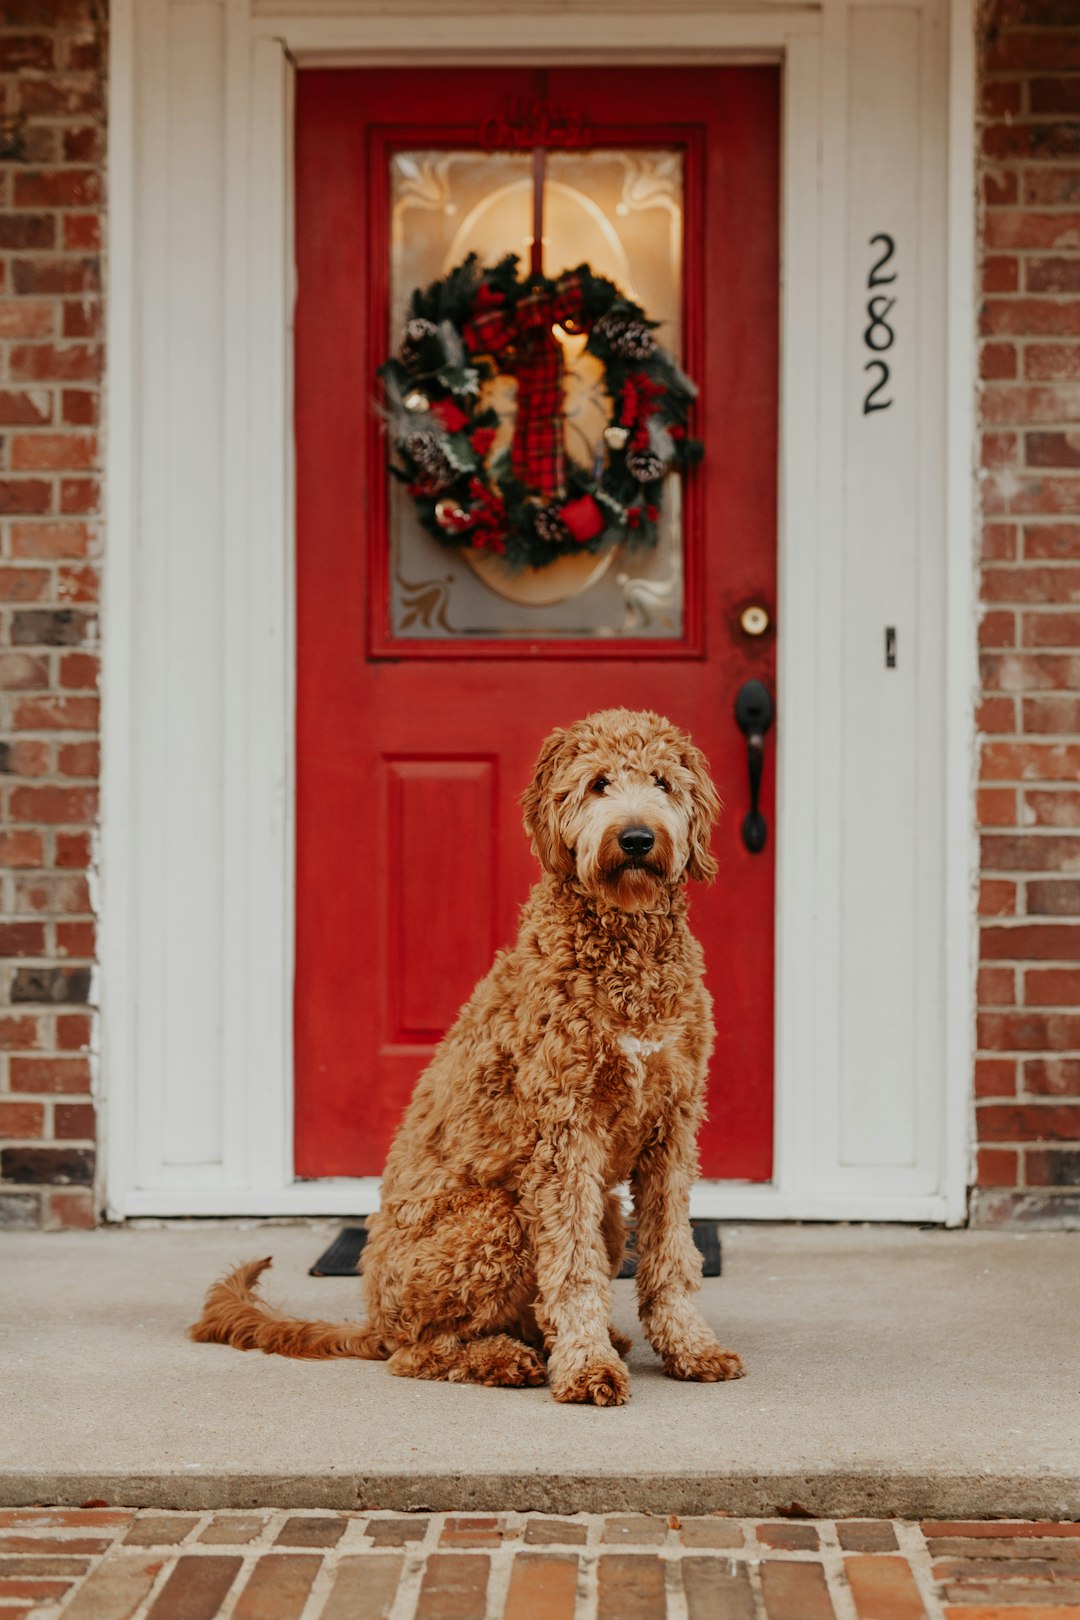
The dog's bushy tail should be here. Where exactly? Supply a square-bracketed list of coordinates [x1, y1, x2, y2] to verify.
[188, 1256, 388, 1360]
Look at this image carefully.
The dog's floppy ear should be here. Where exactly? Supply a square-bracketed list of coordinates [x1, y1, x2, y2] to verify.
[521, 726, 574, 877]
[682, 740, 721, 883]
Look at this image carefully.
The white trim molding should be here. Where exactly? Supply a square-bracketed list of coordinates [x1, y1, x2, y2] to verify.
[104, 0, 977, 1224]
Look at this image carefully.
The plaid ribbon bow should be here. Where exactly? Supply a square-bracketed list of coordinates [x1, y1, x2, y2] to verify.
[466, 274, 588, 499]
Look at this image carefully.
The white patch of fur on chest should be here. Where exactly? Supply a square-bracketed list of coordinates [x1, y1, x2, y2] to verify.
[617, 1034, 668, 1062]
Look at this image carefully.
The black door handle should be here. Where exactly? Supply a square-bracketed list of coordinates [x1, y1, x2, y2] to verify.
[734, 679, 774, 854]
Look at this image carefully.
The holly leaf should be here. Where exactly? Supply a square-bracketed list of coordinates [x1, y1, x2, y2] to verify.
[595, 487, 629, 524]
[379, 368, 408, 409]
[437, 321, 467, 369]
[437, 364, 481, 397]
[652, 351, 698, 401]
[489, 447, 514, 485]
[441, 432, 478, 473]
[647, 420, 676, 463]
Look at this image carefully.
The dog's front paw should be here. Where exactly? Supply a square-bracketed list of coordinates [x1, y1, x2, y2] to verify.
[481, 1342, 548, 1388]
[663, 1344, 745, 1382]
[551, 1354, 630, 1407]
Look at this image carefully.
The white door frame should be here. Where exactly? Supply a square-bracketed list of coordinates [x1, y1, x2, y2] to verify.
[102, 0, 977, 1223]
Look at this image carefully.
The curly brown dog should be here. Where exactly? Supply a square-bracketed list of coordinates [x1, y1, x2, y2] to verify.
[190, 708, 744, 1406]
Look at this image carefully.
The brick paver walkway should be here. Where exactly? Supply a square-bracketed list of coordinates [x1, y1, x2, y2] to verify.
[0, 1509, 1078, 1619]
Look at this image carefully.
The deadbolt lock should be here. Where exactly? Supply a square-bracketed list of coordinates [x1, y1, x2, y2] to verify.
[739, 604, 771, 637]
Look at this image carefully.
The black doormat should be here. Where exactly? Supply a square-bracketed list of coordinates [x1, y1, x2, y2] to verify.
[310, 1220, 721, 1280]
[309, 1225, 371, 1277]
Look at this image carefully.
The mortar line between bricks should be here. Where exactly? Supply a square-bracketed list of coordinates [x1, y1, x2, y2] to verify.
[295, 1547, 339, 1620]
[128, 1545, 186, 1620]
[816, 1522, 840, 1553]
[439, 1521, 526, 1620]
[895, 1519, 948, 1620]
[390, 1538, 436, 1620]
[213, 1546, 281, 1620]
[816, 1525, 860, 1620]
[186, 1510, 215, 1545]
[664, 1548, 691, 1620]
[484, 1538, 520, 1620]
[259, 1509, 294, 1548]
[577, 1541, 601, 1620]
[661, 1546, 848, 1564]
[335, 1513, 376, 1552]
[742, 1539, 767, 1619]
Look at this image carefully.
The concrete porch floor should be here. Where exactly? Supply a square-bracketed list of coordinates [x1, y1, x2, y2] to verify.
[1, 1223, 1077, 1519]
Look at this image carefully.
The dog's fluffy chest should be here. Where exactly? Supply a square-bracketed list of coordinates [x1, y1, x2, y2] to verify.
[617, 1033, 669, 1064]
[588, 1027, 684, 1179]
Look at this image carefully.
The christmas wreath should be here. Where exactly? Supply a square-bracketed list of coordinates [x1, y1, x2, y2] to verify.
[379, 253, 701, 571]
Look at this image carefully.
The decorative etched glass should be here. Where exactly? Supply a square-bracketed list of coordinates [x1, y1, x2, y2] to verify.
[388, 148, 685, 640]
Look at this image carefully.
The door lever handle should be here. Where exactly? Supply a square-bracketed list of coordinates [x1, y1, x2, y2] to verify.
[734, 679, 774, 854]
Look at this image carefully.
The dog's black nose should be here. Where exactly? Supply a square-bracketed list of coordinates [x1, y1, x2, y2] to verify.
[618, 825, 655, 857]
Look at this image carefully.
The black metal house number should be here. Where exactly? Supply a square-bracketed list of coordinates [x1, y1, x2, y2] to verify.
[862, 233, 896, 415]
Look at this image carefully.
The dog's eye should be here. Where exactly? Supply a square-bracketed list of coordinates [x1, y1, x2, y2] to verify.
[591, 776, 610, 795]
[654, 776, 672, 794]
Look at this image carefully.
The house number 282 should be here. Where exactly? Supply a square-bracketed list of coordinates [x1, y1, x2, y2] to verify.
[862, 233, 896, 415]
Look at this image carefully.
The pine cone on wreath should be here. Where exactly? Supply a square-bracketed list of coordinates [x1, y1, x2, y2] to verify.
[401, 317, 439, 372]
[404, 429, 454, 492]
[625, 447, 666, 483]
[596, 312, 658, 360]
[532, 504, 573, 547]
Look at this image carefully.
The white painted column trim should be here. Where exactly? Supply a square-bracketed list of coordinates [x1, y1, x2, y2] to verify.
[101, 0, 137, 1220]
[120, 1180, 955, 1222]
[944, 0, 979, 1224]
[770, 25, 825, 1215]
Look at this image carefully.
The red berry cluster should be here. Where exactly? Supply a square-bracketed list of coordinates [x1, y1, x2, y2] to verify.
[620, 372, 666, 454]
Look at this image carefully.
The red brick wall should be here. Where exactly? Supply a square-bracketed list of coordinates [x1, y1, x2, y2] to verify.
[0, 0, 103, 1230]
[974, 0, 1080, 1224]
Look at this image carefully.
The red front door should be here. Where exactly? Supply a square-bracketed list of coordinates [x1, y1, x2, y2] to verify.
[294, 67, 779, 1181]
